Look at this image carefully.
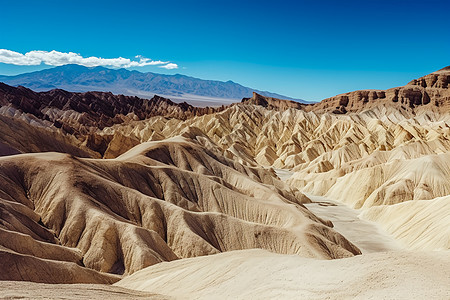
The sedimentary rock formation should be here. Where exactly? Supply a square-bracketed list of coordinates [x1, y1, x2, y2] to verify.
[0, 66, 449, 286]
[308, 66, 450, 113]
[242, 92, 305, 110]
[0, 137, 360, 283]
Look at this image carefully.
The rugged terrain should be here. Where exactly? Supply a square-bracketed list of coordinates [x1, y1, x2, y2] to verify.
[0, 66, 449, 298]
[0, 137, 361, 283]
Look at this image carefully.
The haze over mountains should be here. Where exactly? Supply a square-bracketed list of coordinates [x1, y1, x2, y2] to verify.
[0, 66, 449, 299]
[0, 64, 305, 106]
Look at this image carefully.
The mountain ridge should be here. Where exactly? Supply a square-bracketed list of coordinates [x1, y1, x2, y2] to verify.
[0, 64, 307, 105]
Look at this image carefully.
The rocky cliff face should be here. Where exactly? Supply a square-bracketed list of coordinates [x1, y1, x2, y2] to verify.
[408, 66, 450, 88]
[307, 66, 450, 114]
[239, 67, 449, 115]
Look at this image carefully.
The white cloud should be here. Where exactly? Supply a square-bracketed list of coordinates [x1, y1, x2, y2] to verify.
[0, 49, 178, 69]
[159, 63, 179, 70]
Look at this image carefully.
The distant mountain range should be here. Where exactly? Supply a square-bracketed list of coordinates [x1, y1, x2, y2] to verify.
[0, 65, 306, 105]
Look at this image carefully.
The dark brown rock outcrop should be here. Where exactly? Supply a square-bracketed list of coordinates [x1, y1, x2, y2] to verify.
[307, 66, 450, 114]
[242, 92, 305, 110]
[0, 83, 227, 136]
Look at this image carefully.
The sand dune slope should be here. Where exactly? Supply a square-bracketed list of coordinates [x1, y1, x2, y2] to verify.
[360, 196, 450, 250]
[116, 249, 450, 300]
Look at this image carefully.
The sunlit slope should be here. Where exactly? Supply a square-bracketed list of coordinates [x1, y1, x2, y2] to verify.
[0, 137, 360, 283]
[116, 249, 450, 300]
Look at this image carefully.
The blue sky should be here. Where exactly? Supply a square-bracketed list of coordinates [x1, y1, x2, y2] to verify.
[1, 0, 449, 101]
